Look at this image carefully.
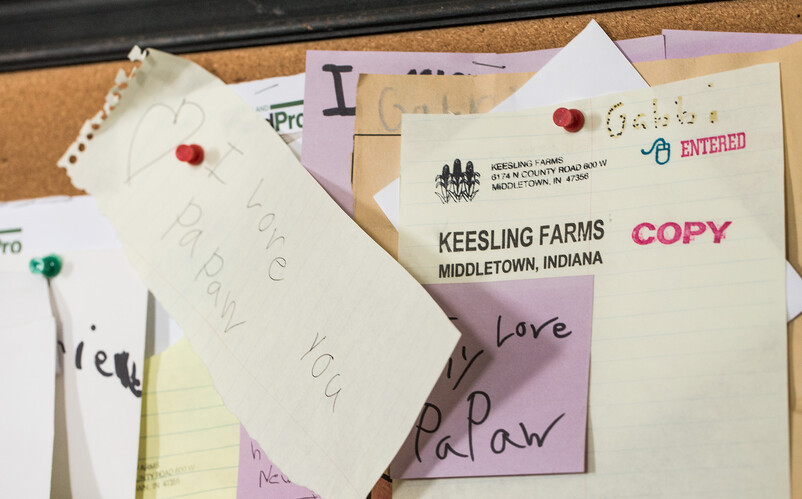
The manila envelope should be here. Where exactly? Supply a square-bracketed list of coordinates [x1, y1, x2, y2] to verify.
[351, 40, 802, 494]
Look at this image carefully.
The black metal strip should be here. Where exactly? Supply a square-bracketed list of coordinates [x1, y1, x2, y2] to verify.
[0, 0, 708, 72]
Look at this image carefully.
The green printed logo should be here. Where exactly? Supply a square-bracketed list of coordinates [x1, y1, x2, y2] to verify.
[0, 228, 22, 254]
[266, 100, 303, 133]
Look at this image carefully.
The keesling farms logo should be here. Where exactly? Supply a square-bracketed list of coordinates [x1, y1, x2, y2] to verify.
[435, 159, 480, 204]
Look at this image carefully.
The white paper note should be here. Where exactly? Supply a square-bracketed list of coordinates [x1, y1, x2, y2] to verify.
[374, 178, 400, 230]
[492, 20, 648, 112]
[58, 48, 459, 499]
[396, 65, 789, 497]
[49, 250, 148, 499]
[0, 196, 183, 356]
[0, 272, 55, 499]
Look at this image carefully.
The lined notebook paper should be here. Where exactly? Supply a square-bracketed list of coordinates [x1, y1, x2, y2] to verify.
[137, 338, 240, 498]
[395, 64, 789, 497]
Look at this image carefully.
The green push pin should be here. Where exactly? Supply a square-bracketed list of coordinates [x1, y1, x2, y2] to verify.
[29, 254, 63, 278]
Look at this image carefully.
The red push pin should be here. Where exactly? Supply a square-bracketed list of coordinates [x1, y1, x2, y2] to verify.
[175, 144, 204, 165]
[553, 107, 585, 133]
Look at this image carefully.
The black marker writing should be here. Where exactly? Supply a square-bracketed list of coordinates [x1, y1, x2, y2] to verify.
[259, 464, 292, 487]
[75, 341, 84, 369]
[406, 69, 465, 75]
[414, 403, 441, 463]
[114, 351, 142, 397]
[466, 390, 491, 461]
[248, 438, 321, 498]
[445, 344, 484, 391]
[413, 390, 565, 463]
[321, 65, 355, 116]
[95, 351, 113, 377]
[471, 61, 505, 69]
[57, 324, 142, 398]
[496, 314, 571, 348]
[490, 413, 565, 454]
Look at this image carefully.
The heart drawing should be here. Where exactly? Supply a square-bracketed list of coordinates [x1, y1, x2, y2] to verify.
[126, 99, 205, 184]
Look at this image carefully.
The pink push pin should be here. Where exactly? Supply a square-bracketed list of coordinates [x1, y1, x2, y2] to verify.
[553, 107, 584, 133]
[175, 144, 204, 165]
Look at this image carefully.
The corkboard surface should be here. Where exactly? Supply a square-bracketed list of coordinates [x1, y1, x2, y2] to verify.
[0, 2, 798, 497]
[0, 0, 800, 202]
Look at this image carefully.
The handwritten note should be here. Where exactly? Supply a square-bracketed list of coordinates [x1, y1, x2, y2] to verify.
[238, 426, 319, 499]
[48, 249, 148, 499]
[0, 269, 55, 499]
[395, 64, 789, 497]
[392, 276, 593, 478]
[137, 338, 239, 498]
[58, 47, 459, 499]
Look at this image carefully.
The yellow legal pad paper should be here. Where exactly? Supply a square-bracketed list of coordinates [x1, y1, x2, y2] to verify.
[395, 64, 789, 497]
[137, 338, 239, 498]
[58, 48, 459, 499]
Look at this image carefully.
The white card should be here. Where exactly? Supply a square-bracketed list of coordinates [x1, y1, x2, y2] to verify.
[0, 272, 55, 499]
[49, 249, 148, 499]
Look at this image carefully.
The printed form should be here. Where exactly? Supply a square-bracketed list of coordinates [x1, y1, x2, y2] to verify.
[395, 64, 789, 497]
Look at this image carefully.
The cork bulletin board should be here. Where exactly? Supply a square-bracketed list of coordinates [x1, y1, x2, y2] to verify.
[1, 2, 801, 497]
[0, 0, 800, 203]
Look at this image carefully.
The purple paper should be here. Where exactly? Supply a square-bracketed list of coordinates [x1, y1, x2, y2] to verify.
[616, 35, 666, 63]
[664, 29, 802, 59]
[301, 36, 664, 216]
[391, 276, 594, 479]
[237, 425, 320, 499]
